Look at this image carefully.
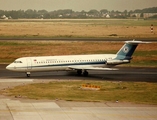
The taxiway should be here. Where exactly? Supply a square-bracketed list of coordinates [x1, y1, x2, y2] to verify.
[0, 64, 157, 120]
[1, 64, 157, 82]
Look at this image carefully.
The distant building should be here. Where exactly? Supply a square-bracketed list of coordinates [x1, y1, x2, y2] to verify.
[4, 17, 8, 20]
[1, 15, 12, 20]
[1, 15, 6, 19]
[58, 15, 63, 17]
[106, 14, 110, 18]
[130, 13, 157, 19]
[130, 13, 141, 18]
[143, 13, 157, 18]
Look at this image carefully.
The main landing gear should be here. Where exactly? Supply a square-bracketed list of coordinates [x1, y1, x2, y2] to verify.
[83, 70, 88, 76]
[77, 70, 88, 77]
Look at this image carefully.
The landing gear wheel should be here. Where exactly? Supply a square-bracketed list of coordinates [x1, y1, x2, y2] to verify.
[77, 70, 82, 76]
[27, 74, 30, 77]
[83, 70, 88, 77]
[26, 72, 31, 77]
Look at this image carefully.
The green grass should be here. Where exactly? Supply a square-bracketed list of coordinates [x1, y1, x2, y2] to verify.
[130, 60, 157, 66]
[0, 41, 157, 67]
[131, 51, 157, 66]
[2, 81, 157, 104]
[134, 51, 157, 56]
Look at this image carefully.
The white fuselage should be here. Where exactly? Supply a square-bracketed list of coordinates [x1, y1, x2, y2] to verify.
[6, 54, 117, 72]
[6, 40, 148, 77]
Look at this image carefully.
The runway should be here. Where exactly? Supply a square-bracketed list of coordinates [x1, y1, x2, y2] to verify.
[0, 64, 157, 82]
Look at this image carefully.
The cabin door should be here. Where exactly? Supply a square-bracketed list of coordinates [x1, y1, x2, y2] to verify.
[27, 58, 32, 70]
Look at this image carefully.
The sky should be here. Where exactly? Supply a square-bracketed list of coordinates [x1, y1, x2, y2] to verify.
[0, 0, 156, 11]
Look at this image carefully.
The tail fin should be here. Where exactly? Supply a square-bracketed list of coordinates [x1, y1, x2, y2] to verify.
[116, 40, 149, 60]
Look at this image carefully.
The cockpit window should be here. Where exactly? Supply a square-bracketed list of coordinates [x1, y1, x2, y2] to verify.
[14, 61, 22, 63]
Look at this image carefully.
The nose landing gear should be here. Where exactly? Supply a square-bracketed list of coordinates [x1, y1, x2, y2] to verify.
[26, 72, 31, 77]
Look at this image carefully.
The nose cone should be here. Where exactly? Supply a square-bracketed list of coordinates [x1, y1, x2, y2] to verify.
[6, 64, 14, 71]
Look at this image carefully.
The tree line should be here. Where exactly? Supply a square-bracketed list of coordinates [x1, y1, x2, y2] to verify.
[0, 7, 157, 19]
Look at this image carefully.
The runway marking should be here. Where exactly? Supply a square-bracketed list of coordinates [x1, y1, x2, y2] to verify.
[0, 79, 34, 82]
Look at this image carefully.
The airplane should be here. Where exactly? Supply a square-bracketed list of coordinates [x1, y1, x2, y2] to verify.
[6, 40, 149, 77]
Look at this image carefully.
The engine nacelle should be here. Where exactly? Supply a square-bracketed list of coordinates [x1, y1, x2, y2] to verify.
[106, 60, 130, 65]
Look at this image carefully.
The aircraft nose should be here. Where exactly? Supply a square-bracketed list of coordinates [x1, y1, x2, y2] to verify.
[6, 64, 14, 71]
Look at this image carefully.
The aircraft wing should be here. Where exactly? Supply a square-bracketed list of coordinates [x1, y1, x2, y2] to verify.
[68, 66, 118, 71]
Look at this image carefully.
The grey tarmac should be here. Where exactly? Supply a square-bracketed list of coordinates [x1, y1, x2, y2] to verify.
[0, 64, 157, 82]
[0, 38, 157, 42]
[0, 97, 157, 120]
[0, 64, 157, 120]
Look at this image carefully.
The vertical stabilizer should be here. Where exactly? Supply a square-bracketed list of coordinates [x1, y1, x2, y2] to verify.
[116, 40, 149, 60]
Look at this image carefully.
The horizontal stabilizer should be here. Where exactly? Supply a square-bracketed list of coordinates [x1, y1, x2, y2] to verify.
[125, 40, 151, 44]
[68, 66, 118, 71]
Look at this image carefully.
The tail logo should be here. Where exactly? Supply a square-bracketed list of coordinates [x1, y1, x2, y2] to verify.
[123, 46, 129, 53]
